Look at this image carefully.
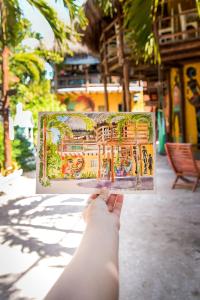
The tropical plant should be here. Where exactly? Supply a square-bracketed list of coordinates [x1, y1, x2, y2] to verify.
[12, 126, 36, 171]
[106, 112, 153, 143]
[0, 0, 85, 169]
[46, 141, 62, 178]
[39, 113, 96, 185]
[10, 52, 45, 84]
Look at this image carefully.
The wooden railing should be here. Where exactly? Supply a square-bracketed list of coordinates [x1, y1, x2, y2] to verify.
[99, 7, 199, 74]
[158, 8, 200, 45]
[96, 124, 149, 144]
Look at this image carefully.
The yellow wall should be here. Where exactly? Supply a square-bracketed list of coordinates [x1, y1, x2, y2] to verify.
[140, 144, 154, 176]
[183, 62, 200, 144]
[58, 91, 144, 112]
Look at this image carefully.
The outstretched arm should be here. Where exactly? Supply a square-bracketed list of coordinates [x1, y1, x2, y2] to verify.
[45, 190, 123, 300]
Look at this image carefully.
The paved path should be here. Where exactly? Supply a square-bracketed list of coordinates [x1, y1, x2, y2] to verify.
[0, 155, 200, 300]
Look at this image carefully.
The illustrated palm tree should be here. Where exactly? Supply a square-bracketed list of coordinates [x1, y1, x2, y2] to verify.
[0, 0, 84, 169]
[107, 112, 153, 189]
[41, 113, 96, 184]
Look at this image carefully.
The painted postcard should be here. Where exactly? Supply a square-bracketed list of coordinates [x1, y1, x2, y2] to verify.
[36, 112, 155, 194]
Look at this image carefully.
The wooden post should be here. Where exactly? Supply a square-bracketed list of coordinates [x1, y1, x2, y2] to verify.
[167, 69, 173, 142]
[98, 145, 101, 178]
[130, 145, 134, 176]
[85, 66, 89, 93]
[123, 60, 131, 112]
[103, 74, 109, 111]
[107, 151, 110, 180]
[111, 145, 115, 182]
[139, 144, 143, 176]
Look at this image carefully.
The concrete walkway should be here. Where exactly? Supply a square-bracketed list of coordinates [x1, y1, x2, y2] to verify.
[0, 155, 200, 300]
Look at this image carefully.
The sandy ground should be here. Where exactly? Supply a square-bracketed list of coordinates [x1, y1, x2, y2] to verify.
[0, 155, 200, 300]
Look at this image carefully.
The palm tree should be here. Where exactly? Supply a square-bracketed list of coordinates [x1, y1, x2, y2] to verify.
[0, 0, 83, 169]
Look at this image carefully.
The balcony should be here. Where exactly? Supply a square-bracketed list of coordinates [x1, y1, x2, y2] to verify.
[96, 124, 149, 145]
[158, 6, 200, 63]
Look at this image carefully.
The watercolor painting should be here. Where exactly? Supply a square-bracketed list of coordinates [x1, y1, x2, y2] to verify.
[36, 112, 155, 193]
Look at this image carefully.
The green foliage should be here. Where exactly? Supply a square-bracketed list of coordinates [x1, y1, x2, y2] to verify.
[12, 127, 36, 171]
[35, 49, 64, 65]
[106, 113, 153, 142]
[196, 0, 200, 15]
[0, 1, 30, 47]
[10, 52, 45, 83]
[10, 80, 66, 137]
[80, 171, 96, 179]
[46, 141, 62, 178]
[26, 0, 67, 47]
[123, 0, 161, 63]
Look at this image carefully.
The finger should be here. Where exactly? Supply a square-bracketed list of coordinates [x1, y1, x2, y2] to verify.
[88, 194, 99, 201]
[107, 194, 117, 212]
[97, 187, 109, 203]
[113, 194, 124, 217]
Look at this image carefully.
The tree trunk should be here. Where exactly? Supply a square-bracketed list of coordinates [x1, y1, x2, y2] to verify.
[123, 60, 131, 112]
[2, 46, 12, 169]
[43, 116, 47, 179]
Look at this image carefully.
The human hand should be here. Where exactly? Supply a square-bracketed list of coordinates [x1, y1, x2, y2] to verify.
[83, 188, 124, 230]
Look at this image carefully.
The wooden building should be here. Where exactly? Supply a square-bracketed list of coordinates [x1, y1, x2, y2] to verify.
[56, 52, 144, 112]
[56, 113, 154, 183]
[82, 0, 200, 146]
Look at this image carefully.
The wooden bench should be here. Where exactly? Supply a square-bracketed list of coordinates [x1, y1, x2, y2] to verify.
[165, 143, 200, 192]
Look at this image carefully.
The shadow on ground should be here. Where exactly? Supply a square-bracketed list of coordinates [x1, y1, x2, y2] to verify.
[0, 194, 86, 300]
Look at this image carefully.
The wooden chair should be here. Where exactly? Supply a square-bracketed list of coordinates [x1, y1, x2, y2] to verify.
[165, 143, 200, 192]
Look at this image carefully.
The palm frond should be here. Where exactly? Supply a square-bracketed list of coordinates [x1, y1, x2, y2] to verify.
[11, 52, 45, 83]
[0, 0, 30, 47]
[26, 0, 66, 46]
[196, 0, 200, 16]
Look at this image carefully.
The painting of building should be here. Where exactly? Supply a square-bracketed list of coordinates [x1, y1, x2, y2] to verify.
[37, 112, 155, 194]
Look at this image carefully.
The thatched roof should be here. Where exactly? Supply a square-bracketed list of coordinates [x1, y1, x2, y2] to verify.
[81, 0, 117, 55]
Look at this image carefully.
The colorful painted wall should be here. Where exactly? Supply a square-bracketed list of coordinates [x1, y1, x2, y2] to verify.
[57, 91, 144, 113]
[170, 68, 184, 142]
[60, 143, 154, 180]
[183, 62, 200, 144]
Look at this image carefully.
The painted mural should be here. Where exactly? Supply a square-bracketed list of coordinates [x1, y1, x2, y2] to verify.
[170, 68, 184, 142]
[57, 90, 144, 113]
[163, 83, 170, 135]
[37, 112, 155, 194]
[185, 65, 200, 145]
[62, 94, 95, 111]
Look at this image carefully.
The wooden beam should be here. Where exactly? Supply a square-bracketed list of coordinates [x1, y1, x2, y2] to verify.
[98, 144, 101, 178]
[162, 51, 200, 62]
[160, 40, 200, 54]
[103, 74, 109, 112]
[123, 60, 131, 111]
[111, 145, 115, 182]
